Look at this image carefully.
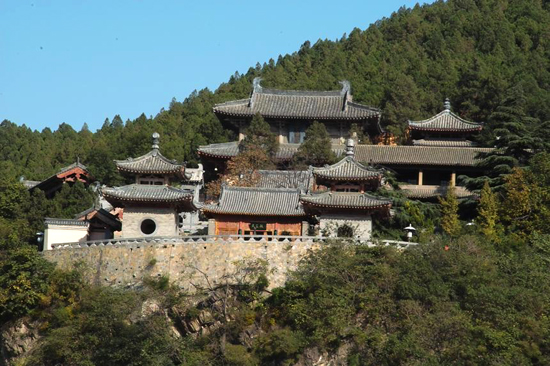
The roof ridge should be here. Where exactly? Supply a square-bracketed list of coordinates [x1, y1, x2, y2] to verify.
[409, 109, 483, 126]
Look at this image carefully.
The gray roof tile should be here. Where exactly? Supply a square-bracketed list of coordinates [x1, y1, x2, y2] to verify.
[101, 184, 195, 206]
[115, 150, 184, 176]
[203, 186, 306, 217]
[312, 156, 382, 181]
[213, 78, 380, 120]
[412, 139, 476, 147]
[45, 218, 89, 227]
[198, 142, 491, 167]
[300, 192, 392, 210]
[400, 184, 474, 199]
[408, 110, 483, 132]
[256, 170, 312, 189]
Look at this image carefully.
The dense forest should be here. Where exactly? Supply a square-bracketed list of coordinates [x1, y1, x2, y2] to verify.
[3, 0, 550, 364]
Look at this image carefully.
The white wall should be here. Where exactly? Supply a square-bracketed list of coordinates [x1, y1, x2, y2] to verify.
[44, 225, 89, 250]
[121, 206, 178, 238]
[319, 214, 372, 240]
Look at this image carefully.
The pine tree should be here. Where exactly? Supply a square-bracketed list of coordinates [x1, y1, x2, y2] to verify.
[239, 113, 279, 158]
[477, 181, 500, 241]
[465, 86, 541, 192]
[439, 185, 460, 237]
[293, 121, 336, 168]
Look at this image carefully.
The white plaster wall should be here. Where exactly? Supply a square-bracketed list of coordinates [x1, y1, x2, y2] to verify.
[319, 214, 372, 240]
[44, 226, 89, 250]
[122, 206, 178, 238]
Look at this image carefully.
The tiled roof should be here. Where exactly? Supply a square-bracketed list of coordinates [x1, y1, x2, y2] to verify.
[408, 109, 483, 132]
[198, 141, 300, 161]
[57, 161, 89, 175]
[198, 142, 491, 167]
[115, 150, 184, 176]
[45, 218, 89, 227]
[412, 139, 476, 147]
[353, 145, 491, 167]
[213, 78, 380, 121]
[312, 156, 382, 181]
[300, 192, 392, 210]
[400, 184, 474, 199]
[256, 170, 312, 189]
[203, 186, 306, 217]
[101, 184, 195, 205]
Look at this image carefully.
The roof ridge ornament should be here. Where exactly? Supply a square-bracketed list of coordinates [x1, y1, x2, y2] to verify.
[444, 98, 451, 112]
[346, 138, 355, 157]
[152, 132, 160, 151]
[340, 80, 351, 111]
[249, 77, 262, 108]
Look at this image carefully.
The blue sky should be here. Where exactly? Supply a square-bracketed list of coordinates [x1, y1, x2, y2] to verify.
[0, 0, 432, 132]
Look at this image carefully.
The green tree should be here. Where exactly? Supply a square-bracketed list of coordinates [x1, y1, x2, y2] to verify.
[438, 185, 460, 237]
[240, 113, 279, 158]
[292, 121, 336, 168]
[477, 181, 500, 242]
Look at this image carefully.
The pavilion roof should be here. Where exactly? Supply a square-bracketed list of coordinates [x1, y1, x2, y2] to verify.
[101, 184, 196, 209]
[198, 141, 300, 161]
[203, 186, 306, 217]
[213, 78, 380, 121]
[312, 156, 382, 182]
[300, 192, 391, 210]
[408, 99, 483, 133]
[114, 133, 185, 177]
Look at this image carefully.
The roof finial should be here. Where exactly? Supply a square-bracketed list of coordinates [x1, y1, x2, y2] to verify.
[252, 77, 263, 93]
[346, 138, 355, 157]
[444, 98, 451, 111]
[152, 132, 160, 150]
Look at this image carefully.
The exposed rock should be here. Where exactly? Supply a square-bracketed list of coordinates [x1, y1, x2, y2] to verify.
[0, 318, 41, 366]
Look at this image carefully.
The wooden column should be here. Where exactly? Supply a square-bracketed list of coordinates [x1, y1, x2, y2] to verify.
[238, 121, 245, 141]
[418, 170, 423, 186]
[451, 172, 456, 187]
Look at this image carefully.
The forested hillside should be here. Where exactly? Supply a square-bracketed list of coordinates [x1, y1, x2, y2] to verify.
[1, 0, 550, 185]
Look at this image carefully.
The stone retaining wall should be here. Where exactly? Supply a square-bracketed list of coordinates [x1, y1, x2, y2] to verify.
[42, 239, 321, 290]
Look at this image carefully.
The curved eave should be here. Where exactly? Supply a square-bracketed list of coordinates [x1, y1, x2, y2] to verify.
[312, 174, 381, 182]
[408, 125, 483, 133]
[213, 109, 378, 121]
[116, 166, 185, 177]
[202, 208, 306, 217]
[197, 150, 235, 159]
[300, 200, 392, 210]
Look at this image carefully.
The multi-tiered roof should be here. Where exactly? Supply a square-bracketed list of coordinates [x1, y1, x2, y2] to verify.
[214, 78, 380, 121]
[102, 133, 196, 211]
[300, 140, 391, 214]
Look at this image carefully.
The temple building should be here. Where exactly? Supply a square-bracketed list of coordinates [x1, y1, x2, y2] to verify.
[213, 77, 382, 145]
[300, 140, 392, 238]
[199, 99, 490, 201]
[203, 140, 391, 240]
[21, 160, 94, 198]
[101, 133, 198, 238]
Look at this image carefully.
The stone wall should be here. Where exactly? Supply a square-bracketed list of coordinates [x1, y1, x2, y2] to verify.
[42, 239, 320, 290]
[121, 206, 178, 238]
[319, 214, 372, 239]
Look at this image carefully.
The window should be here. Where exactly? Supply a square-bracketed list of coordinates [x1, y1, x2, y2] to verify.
[140, 219, 157, 235]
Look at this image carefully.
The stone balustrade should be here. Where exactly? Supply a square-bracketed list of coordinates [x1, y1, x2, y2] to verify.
[49, 235, 417, 250]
